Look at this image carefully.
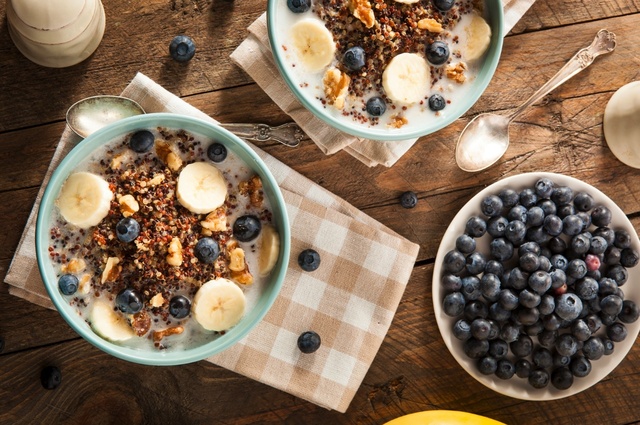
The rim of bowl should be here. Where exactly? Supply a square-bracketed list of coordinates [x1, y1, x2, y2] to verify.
[36, 113, 290, 366]
[266, 0, 504, 142]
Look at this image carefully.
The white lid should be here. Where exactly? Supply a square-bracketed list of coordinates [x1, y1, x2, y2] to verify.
[11, 0, 86, 30]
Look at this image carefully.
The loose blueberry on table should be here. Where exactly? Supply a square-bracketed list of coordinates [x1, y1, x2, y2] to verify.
[400, 191, 418, 209]
[297, 331, 321, 353]
[41, 366, 62, 390]
[441, 177, 640, 390]
[298, 249, 321, 272]
[169, 35, 196, 62]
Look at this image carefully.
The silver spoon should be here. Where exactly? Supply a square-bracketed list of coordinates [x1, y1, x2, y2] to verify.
[66, 95, 304, 147]
[455, 29, 617, 173]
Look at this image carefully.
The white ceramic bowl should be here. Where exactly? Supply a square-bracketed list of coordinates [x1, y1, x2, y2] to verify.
[432, 172, 640, 400]
[267, 0, 504, 141]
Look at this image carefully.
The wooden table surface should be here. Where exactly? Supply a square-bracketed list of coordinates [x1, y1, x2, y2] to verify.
[1, 0, 640, 424]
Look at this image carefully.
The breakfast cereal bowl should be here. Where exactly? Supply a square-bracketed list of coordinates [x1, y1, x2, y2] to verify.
[433, 172, 640, 400]
[36, 113, 290, 365]
[267, 0, 503, 141]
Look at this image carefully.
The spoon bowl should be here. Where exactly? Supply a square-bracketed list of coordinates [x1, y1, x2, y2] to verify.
[67, 95, 145, 138]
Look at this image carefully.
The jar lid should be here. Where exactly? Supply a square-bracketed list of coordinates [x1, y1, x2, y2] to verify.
[11, 0, 87, 30]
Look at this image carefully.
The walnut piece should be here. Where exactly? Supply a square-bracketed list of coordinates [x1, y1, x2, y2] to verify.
[118, 194, 139, 217]
[155, 140, 183, 172]
[418, 18, 443, 33]
[63, 258, 86, 274]
[389, 115, 409, 129]
[148, 173, 165, 186]
[446, 62, 467, 83]
[350, 0, 375, 28]
[110, 153, 125, 170]
[153, 326, 184, 342]
[149, 293, 165, 308]
[131, 311, 152, 337]
[201, 207, 228, 232]
[323, 68, 351, 110]
[166, 237, 183, 267]
[101, 257, 121, 284]
[78, 274, 91, 295]
[228, 247, 246, 272]
[231, 267, 254, 285]
[238, 175, 264, 207]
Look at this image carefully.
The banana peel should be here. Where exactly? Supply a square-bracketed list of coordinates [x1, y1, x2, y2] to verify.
[384, 410, 506, 425]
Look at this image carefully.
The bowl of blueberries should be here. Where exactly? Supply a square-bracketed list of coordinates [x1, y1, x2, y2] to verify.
[433, 172, 640, 400]
[267, 0, 504, 141]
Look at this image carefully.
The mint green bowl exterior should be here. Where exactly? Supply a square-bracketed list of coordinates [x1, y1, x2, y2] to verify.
[267, 0, 504, 141]
[36, 113, 290, 366]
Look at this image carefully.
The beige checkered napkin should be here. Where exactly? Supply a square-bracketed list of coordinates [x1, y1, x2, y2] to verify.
[4, 73, 419, 412]
[230, 0, 537, 167]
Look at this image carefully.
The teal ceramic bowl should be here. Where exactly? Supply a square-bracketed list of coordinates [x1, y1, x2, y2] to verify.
[267, 0, 504, 141]
[36, 113, 290, 366]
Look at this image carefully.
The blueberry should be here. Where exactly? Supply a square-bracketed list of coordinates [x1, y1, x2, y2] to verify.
[366, 96, 387, 116]
[573, 192, 594, 211]
[550, 254, 568, 270]
[551, 186, 573, 205]
[598, 277, 618, 296]
[484, 260, 504, 276]
[116, 288, 143, 314]
[515, 359, 532, 378]
[555, 333, 579, 357]
[534, 178, 555, 199]
[233, 215, 262, 242]
[510, 334, 533, 357]
[194, 237, 220, 264]
[543, 214, 563, 236]
[480, 273, 501, 301]
[495, 359, 516, 380]
[464, 300, 488, 320]
[433, 0, 454, 11]
[555, 293, 583, 321]
[570, 233, 591, 255]
[443, 292, 466, 317]
[116, 217, 140, 243]
[505, 220, 526, 245]
[499, 289, 519, 310]
[526, 206, 545, 227]
[562, 215, 583, 236]
[453, 319, 472, 340]
[600, 294, 623, 316]
[465, 216, 486, 237]
[582, 337, 604, 360]
[455, 234, 476, 254]
[507, 205, 528, 222]
[297, 331, 321, 353]
[591, 205, 612, 227]
[537, 199, 557, 216]
[570, 356, 592, 377]
[577, 212, 592, 229]
[516, 307, 540, 326]
[557, 203, 576, 219]
[571, 319, 591, 341]
[588, 236, 608, 255]
[539, 294, 555, 315]
[129, 130, 155, 153]
[519, 188, 538, 208]
[604, 246, 621, 265]
[538, 255, 551, 272]
[575, 277, 598, 300]
[298, 249, 321, 272]
[499, 189, 519, 208]
[551, 367, 574, 390]
[549, 269, 566, 289]
[58, 274, 79, 295]
[169, 295, 191, 319]
[40, 366, 62, 390]
[478, 356, 498, 375]
[519, 289, 541, 309]
[490, 238, 513, 262]
[543, 314, 561, 331]
[207, 143, 227, 162]
[442, 274, 462, 292]
[526, 226, 550, 245]
[532, 347, 553, 369]
[529, 271, 552, 295]
[602, 338, 615, 355]
[400, 191, 418, 208]
[519, 252, 540, 273]
[287, 0, 311, 13]
[507, 268, 529, 290]
[548, 236, 567, 254]
[538, 329, 558, 348]
[529, 369, 550, 389]
[607, 322, 627, 342]
[621, 248, 639, 267]
[614, 229, 632, 249]
[619, 300, 639, 323]
[566, 259, 587, 279]
[169, 35, 196, 62]
[487, 216, 509, 238]
[443, 250, 466, 274]
[342, 46, 365, 71]
[585, 313, 603, 333]
[471, 318, 492, 340]
[593, 227, 615, 245]
[465, 252, 486, 275]
[428, 94, 446, 111]
[463, 338, 490, 359]
[489, 302, 511, 322]
[500, 323, 520, 343]
[425, 41, 450, 65]
[607, 265, 628, 285]
[461, 276, 482, 301]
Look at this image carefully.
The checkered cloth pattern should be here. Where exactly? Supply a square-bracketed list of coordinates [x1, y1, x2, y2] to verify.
[4, 73, 419, 412]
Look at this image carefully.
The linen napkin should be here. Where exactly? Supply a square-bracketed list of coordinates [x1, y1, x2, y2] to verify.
[230, 0, 537, 167]
[4, 72, 420, 412]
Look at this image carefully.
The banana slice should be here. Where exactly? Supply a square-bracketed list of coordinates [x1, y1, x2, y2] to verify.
[192, 278, 246, 332]
[382, 53, 430, 104]
[56, 172, 113, 229]
[90, 300, 135, 341]
[176, 162, 228, 215]
[259, 224, 280, 277]
[465, 13, 492, 61]
[290, 18, 336, 72]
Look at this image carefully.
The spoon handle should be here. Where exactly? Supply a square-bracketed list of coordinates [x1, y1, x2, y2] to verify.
[220, 122, 305, 147]
[507, 29, 616, 121]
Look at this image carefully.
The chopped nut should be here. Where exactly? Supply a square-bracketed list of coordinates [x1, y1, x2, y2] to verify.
[418, 18, 443, 33]
[323, 68, 351, 110]
[110, 153, 125, 170]
[149, 292, 165, 308]
[350, 0, 375, 28]
[148, 173, 165, 186]
[389, 114, 409, 129]
[101, 257, 121, 284]
[446, 62, 467, 83]
[119, 194, 139, 217]
[238, 176, 264, 207]
[78, 274, 91, 295]
[63, 258, 86, 274]
[231, 267, 254, 285]
[153, 326, 184, 342]
[166, 237, 183, 267]
[131, 311, 152, 337]
[155, 140, 183, 172]
[228, 247, 246, 272]
[201, 207, 228, 232]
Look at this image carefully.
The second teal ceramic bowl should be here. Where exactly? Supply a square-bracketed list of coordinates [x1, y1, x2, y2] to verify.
[36, 113, 290, 366]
